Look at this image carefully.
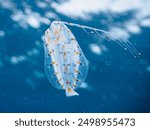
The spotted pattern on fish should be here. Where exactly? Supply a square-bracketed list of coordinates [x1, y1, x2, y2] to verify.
[44, 21, 89, 97]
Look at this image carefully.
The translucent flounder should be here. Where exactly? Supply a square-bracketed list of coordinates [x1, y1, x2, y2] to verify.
[44, 21, 89, 97]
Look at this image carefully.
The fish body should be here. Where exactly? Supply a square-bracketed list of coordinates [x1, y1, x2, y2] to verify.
[44, 21, 89, 97]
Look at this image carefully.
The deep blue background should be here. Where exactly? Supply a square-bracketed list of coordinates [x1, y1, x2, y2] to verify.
[0, 0, 150, 112]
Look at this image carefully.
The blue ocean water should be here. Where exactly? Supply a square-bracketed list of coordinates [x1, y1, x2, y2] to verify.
[0, 0, 150, 112]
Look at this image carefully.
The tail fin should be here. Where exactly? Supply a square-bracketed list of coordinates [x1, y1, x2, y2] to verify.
[65, 87, 79, 97]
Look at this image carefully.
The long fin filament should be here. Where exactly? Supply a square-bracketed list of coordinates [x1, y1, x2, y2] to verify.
[61, 21, 140, 58]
